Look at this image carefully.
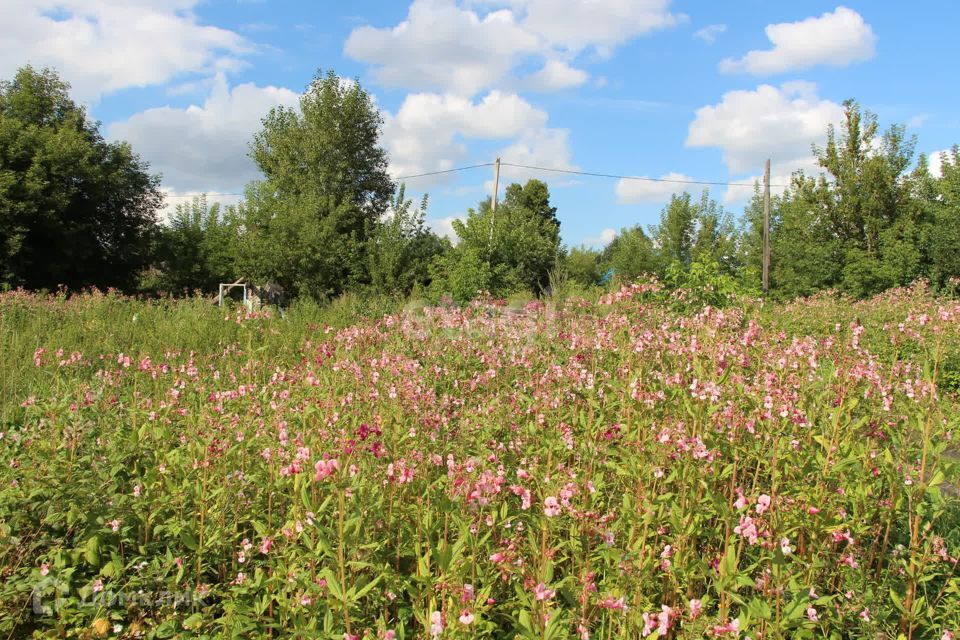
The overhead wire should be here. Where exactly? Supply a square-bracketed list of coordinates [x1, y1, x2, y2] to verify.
[161, 159, 787, 198]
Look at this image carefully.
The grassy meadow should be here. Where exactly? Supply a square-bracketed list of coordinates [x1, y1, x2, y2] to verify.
[1, 284, 959, 639]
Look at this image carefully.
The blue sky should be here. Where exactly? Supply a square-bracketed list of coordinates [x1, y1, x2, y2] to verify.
[4, 0, 957, 248]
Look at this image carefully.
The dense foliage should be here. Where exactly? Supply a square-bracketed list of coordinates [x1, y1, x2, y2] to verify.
[3, 66, 960, 306]
[0, 67, 162, 291]
[2, 284, 959, 638]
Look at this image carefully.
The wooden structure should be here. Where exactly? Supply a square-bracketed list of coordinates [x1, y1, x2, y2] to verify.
[217, 279, 285, 310]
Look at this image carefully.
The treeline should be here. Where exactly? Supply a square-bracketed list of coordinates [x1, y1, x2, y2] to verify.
[2, 65, 959, 304]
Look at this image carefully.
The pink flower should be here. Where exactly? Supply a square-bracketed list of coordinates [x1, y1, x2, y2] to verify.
[109, 519, 121, 532]
[91, 579, 104, 593]
[534, 582, 555, 601]
[39, 563, 50, 576]
[942, 631, 955, 640]
[384, 632, 396, 640]
[689, 598, 702, 619]
[780, 537, 793, 555]
[710, 619, 740, 636]
[429, 611, 444, 638]
[756, 494, 771, 514]
[859, 608, 871, 622]
[458, 610, 475, 625]
[734, 515, 759, 545]
[806, 607, 818, 622]
[314, 458, 339, 481]
[543, 496, 561, 517]
[259, 537, 273, 555]
[597, 596, 628, 611]
[734, 489, 747, 510]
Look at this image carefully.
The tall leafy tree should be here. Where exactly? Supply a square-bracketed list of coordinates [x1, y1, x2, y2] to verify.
[813, 100, 917, 296]
[367, 185, 447, 296]
[431, 180, 561, 300]
[651, 192, 697, 268]
[927, 147, 960, 288]
[148, 195, 241, 294]
[563, 246, 604, 287]
[0, 66, 161, 290]
[601, 225, 661, 281]
[240, 70, 394, 299]
[503, 179, 558, 226]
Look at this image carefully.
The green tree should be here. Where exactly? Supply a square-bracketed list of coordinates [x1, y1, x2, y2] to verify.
[650, 192, 697, 267]
[148, 195, 241, 294]
[769, 176, 844, 299]
[563, 246, 603, 287]
[814, 100, 917, 297]
[367, 185, 447, 296]
[239, 70, 394, 299]
[601, 225, 661, 281]
[0, 66, 161, 290]
[927, 147, 960, 288]
[431, 180, 561, 301]
[503, 179, 558, 225]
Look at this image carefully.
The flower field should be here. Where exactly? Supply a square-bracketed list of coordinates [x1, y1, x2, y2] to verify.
[2, 285, 960, 639]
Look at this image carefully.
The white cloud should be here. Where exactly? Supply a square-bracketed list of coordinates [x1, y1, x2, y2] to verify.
[108, 74, 300, 193]
[720, 161, 818, 205]
[582, 228, 616, 248]
[0, 0, 249, 101]
[686, 81, 844, 175]
[495, 0, 682, 53]
[488, 128, 577, 190]
[383, 90, 548, 181]
[345, 1, 539, 96]
[615, 172, 697, 204]
[345, 0, 680, 96]
[694, 24, 726, 45]
[524, 60, 589, 92]
[720, 6, 875, 75]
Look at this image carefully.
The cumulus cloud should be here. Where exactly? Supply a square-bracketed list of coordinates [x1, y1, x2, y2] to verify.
[615, 173, 697, 204]
[382, 90, 549, 181]
[487, 128, 577, 190]
[345, 0, 680, 95]
[720, 159, 819, 205]
[108, 74, 300, 193]
[0, 0, 249, 101]
[693, 24, 726, 45]
[524, 60, 589, 92]
[496, 0, 683, 53]
[720, 6, 875, 75]
[345, 1, 539, 96]
[582, 228, 616, 248]
[686, 81, 844, 176]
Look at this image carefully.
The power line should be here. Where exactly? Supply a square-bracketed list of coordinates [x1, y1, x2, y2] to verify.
[498, 162, 790, 188]
[161, 159, 788, 198]
[396, 163, 495, 180]
[161, 164, 496, 199]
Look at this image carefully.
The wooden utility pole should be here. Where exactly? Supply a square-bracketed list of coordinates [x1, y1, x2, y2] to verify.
[491, 157, 501, 212]
[489, 157, 501, 248]
[762, 158, 771, 294]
